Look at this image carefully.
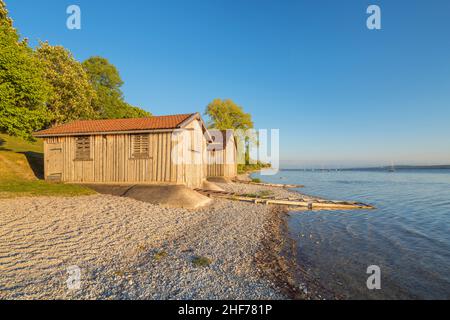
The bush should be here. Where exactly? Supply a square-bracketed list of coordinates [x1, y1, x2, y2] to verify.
[237, 161, 271, 174]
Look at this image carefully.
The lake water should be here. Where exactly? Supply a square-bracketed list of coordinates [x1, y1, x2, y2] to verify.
[252, 169, 450, 299]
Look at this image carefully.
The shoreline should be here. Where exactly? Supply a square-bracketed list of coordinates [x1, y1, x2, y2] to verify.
[0, 173, 331, 300]
[254, 205, 307, 299]
[244, 170, 339, 300]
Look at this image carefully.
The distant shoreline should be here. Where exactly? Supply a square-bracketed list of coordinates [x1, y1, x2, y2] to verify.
[280, 165, 450, 171]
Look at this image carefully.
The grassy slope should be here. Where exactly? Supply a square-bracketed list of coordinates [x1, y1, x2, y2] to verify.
[0, 134, 95, 198]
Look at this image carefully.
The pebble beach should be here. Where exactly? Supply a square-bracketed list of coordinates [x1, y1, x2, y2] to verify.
[0, 181, 312, 300]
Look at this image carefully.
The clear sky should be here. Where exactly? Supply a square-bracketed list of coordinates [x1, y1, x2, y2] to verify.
[6, 0, 450, 168]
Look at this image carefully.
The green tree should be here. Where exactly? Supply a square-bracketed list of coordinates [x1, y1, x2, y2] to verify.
[82, 56, 151, 119]
[122, 104, 152, 118]
[0, 0, 51, 140]
[204, 98, 253, 130]
[0, 0, 12, 27]
[204, 98, 257, 169]
[36, 42, 97, 125]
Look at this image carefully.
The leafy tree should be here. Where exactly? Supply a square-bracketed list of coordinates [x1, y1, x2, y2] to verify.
[0, 0, 12, 27]
[82, 56, 151, 119]
[204, 98, 253, 130]
[36, 42, 97, 125]
[0, 0, 51, 140]
[122, 104, 152, 118]
[205, 98, 257, 168]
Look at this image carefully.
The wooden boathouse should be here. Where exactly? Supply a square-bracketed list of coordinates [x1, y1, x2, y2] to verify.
[34, 113, 225, 188]
[207, 129, 238, 179]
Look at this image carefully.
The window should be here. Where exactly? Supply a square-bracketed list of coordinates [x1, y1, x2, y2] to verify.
[132, 134, 150, 159]
[75, 136, 90, 160]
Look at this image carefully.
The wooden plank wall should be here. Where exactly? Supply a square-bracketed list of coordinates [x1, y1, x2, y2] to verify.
[45, 132, 188, 185]
[207, 150, 224, 177]
[43, 119, 211, 188]
[182, 120, 208, 188]
[206, 134, 237, 178]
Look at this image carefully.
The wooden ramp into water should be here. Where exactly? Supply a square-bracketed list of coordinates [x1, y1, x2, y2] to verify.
[194, 189, 375, 211]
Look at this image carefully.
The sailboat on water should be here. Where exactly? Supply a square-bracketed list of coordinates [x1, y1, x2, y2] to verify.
[388, 161, 396, 172]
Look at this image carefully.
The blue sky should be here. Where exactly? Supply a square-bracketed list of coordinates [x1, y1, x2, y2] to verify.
[6, 0, 450, 167]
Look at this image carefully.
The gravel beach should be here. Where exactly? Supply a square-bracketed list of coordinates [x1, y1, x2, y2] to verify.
[0, 182, 306, 300]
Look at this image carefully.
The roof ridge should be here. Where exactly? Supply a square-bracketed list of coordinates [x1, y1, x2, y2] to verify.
[34, 112, 199, 137]
[64, 112, 196, 122]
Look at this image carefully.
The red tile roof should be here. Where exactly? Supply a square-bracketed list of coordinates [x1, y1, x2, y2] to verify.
[34, 113, 196, 137]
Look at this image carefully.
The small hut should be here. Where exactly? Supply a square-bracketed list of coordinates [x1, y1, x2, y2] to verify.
[207, 129, 238, 179]
[34, 113, 211, 188]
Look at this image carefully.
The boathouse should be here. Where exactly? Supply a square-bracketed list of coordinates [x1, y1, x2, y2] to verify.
[207, 129, 238, 179]
[34, 113, 216, 188]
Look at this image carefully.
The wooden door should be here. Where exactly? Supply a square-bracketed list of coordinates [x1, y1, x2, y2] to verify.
[46, 143, 63, 181]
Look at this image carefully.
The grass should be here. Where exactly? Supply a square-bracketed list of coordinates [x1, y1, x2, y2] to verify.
[0, 133, 95, 198]
[154, 250, 168, 261]
[136, 243, 149, 253]
[237, 162, 271, 174]
[257, 190, 274, 198]
[251, 178, 262, 183]
[0, 180, 94, 198]
[0, 134, 43, 153]
[113, 270, 126, 277]
[192, 256, 212, 267]
[242, 190, 274, 199]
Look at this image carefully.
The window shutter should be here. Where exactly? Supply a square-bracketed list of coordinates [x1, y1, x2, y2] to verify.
[132, 134, 150, 158]
[75, 136, 90, 160]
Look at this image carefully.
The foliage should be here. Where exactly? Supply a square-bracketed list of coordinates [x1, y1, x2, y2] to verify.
[0, 0, 12, 27]
[0, 1, 52, 140]
[204, 98, 253, 130]
[1, 1, 151, 140]
[123, 104, 152, 118]
[242, 190, 274, 198]
[192, 256, 212, 267]
[36, 43, 97, 125]
[205, 98, 257, 169]
[82, 56, 151, 119]
[257, 190, 274, 198]
[82, 56, 124, 90]
[153, 250, 168, 261]
[237, 161, 271, 174]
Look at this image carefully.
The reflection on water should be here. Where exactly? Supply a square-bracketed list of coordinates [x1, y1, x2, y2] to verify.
[253, 169, 450, 299]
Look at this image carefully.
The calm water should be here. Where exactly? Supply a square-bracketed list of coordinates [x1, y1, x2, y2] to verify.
[253, 169, 450, 299]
